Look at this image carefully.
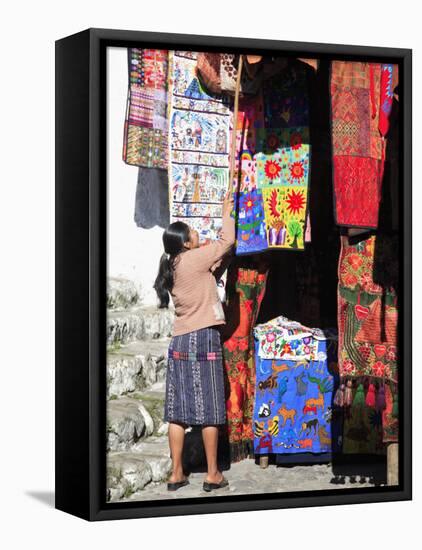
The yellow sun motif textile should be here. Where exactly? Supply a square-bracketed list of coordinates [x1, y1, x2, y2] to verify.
[256, 145, 310, 250]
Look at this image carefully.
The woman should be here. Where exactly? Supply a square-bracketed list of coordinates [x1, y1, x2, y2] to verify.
[154, 192, 235, 492]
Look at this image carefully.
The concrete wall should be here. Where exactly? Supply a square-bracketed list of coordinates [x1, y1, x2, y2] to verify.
[106, 47, 164, 306]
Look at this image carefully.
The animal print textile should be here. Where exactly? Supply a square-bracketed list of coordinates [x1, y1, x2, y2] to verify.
[253, 325, 340, 456]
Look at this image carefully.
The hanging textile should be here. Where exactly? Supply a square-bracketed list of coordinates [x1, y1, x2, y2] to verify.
[231, 59, 312, 254]
[221, 260, 269, 461]
[232, 94, 268, 254]
[330, 62, 395, 229]
[337, 234, 398, 444]
[253, 318, 341, 459]
[134, 168, 170, 229]
[123, 49, 169, 169]
[196, 52, 263, 97]
[167, 51, 231, 242]
[256, 144, 310, 250]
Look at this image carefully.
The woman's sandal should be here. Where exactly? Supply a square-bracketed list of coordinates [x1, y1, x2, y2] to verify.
[167, 479, 189, 492]
[203, 475, 229, 492]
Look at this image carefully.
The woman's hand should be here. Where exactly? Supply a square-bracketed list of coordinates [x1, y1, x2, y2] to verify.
[222, 191, 234, 216]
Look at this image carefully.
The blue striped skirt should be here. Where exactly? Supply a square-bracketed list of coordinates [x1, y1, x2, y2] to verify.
[164, 326, 227, 426]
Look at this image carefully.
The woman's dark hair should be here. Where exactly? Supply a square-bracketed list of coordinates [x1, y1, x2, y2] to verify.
[153, 221, 191, 308]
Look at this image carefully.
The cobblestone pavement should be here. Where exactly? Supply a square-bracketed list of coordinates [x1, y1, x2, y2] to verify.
[125, 458, 377, 502]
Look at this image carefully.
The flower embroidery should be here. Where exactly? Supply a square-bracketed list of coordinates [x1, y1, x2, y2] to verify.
[289, 161, 305, 181]
[372, 361, 386, 377]
[264, 159, 281, 180]
[290, 132, 303, 149]
[342, 358, 354, 374]
[285, 189, 305, 215]
[347, 253, 364, 270]
[241, 193, 257, 213]
[282, 343, 292, 355]
[342, 272, 358, 287]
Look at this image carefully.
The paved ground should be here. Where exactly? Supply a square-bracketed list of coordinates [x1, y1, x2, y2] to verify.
[125, 458, 377, 502]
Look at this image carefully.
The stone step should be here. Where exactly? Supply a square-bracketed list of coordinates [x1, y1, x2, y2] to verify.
[107, 445, 172, 502]
[107, 306, 174, 347]
[130, 381, 168, 436]
[107, 396, 155, 452]
[107, 384, 167, 448]
[107, 277, 140, 310]
[107, 339, 169, 398]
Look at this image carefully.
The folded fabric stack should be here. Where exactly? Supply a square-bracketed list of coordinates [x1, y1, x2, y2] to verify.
[253, 317, 340, 459]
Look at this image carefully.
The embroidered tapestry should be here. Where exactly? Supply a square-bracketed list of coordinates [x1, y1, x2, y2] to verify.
[123, 49, 169, 169]
[254, 315, 316, 361]
[232, 60, 311, 255]
[256, 144, 310, 250]
[168, 51, 231, 242]
[331, 61, 395, 229]
[253, 326, 341, 457]
[337, 234, 398, 444]
[221, 262, 268, 462]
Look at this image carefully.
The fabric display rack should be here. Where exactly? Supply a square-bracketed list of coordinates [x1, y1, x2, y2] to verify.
[122, 48, 399, 483]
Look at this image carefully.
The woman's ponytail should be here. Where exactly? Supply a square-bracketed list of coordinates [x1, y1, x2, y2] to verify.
[154, 254, 174, 308]
[153, 221, 191, 308]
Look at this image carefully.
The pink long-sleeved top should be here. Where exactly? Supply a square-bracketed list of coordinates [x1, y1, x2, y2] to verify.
[170, 210, 235, 337]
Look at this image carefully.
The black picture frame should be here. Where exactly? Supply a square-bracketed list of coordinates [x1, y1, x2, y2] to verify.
[55, 28, 412, 521]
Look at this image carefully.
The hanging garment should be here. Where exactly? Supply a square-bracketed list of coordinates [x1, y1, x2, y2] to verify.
[134, 168, 170, 229]
[123, 49, 169, 169]
[167, 51, 231, 242]
[253, 320, 341, 459]
[221, 260, 268, 461]
[231, 59, 312, 254]
[330, 62, 395, 229]
[196, 52, 264, 97]
[336, 234, 398, 444]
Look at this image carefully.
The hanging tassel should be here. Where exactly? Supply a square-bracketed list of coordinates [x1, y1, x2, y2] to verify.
[352, 383, 365, 408]
[365, 383, 376, 407]
[344, 379, 353, 407]
[391, 393, 399, 418]
[376, 384, 386, 411]
[333, 383, 345, 407]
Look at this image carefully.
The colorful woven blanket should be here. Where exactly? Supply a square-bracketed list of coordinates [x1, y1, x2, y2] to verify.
[123, 49, 169, 169]
[330, 62, 395, 229]
[168, 51, 231, 242]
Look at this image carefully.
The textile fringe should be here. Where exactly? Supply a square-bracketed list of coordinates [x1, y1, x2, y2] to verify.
[229, 439, 255, 463]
